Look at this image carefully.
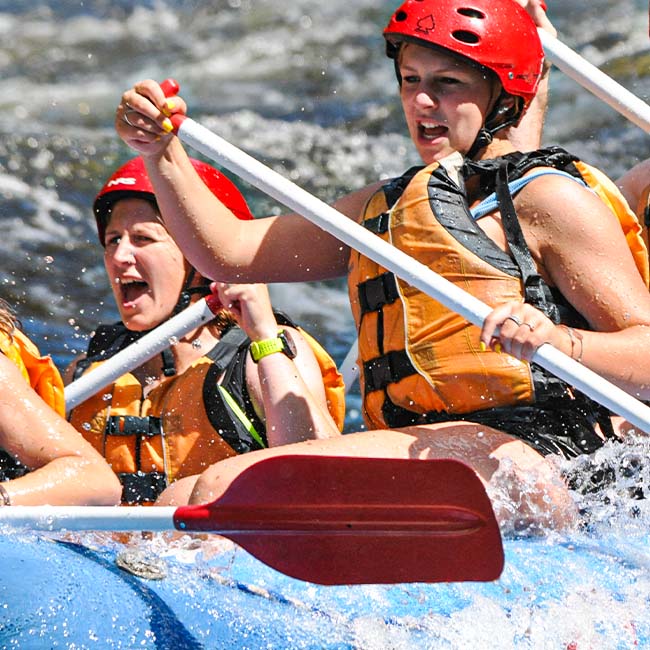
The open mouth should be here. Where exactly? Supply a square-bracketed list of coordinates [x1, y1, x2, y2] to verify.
[419, 121, 448, 141]
[119, 279, 150, 306]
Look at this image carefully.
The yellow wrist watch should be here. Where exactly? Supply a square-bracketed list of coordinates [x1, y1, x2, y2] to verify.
[249, 329, 297, 363]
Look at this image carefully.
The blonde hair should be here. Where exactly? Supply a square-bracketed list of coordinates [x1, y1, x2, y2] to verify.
[212, 308, 238, 336]
[0, 298, 17, 339]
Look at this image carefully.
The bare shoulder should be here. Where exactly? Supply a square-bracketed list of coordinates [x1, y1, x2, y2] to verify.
[333, 180, 386, 223]
[518, 170, 620, 237]
[0, 350, 25, 384]
[516, 169, 650, 330]
[0, 351, 48, 410]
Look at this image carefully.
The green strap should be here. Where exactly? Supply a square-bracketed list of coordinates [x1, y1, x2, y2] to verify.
[217, 385, 267, 449]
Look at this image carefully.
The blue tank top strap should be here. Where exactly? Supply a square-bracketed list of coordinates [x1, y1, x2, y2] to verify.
[470, 169, 590, 220]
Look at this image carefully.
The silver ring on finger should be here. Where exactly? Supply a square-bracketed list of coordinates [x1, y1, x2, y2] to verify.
[122, 109, 142, 129]
[505, 315, 522, 327]
[522, 322, 535, 332]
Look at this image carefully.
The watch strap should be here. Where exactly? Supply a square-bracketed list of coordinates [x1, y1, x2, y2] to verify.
[250, 334, 285, 362]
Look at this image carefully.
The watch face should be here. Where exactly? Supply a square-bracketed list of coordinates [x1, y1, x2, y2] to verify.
[279, 330, 297, 359]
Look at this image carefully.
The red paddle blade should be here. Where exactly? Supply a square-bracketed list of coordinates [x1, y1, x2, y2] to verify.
[174, 456, 504, 585]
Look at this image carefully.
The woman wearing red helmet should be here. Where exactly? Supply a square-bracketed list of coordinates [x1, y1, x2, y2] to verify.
[113, 0, 650, 530]
[66, 157, 343, 506]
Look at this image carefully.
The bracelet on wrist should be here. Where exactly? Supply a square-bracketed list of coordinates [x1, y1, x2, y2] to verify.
[559, 325, 584, 363]
[0, 484, 11, 506]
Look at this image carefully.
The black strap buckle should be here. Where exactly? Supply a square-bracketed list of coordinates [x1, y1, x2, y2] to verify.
[105, 415, 163, 438]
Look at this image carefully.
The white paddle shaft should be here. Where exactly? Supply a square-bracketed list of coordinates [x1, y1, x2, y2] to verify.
[0, 505, 177, 531]
[172, 115, 650, 432]
[65, 297, 217, 411]
[540, 30, 650, 133]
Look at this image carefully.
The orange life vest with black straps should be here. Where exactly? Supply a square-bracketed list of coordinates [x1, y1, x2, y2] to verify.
[349, 148, 646, 431]
[69, 317, 345, 504]
[0, 328, 66, 480]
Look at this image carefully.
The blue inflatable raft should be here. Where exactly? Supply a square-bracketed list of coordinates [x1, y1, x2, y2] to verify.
[1, 527, 648, 650]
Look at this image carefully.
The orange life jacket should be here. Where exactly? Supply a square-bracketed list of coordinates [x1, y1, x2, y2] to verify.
[349, 147, 645, 430]
[0, 329, 65, 416]
[70, 319, 345, 504]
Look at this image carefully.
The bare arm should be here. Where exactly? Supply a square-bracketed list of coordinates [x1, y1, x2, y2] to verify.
[617, 158, 650, 213]
[211, 282, 341, 445]
[481, 175, 650, 399]
[0, 353, 121, 505]
[507, 0, 556, 152]
[62, 354, 84, 385]
[115, 81, 379, 283]
[507, 67, 550, 152]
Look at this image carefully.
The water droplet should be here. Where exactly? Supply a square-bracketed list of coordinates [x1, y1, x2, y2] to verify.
[44, 256, 54, 264]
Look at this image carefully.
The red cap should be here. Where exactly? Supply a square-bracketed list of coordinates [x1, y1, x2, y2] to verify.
[93, 157, 253, 245]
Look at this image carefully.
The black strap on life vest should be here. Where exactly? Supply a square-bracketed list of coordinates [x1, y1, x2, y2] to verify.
[202, 325, 267, 454]
[0, 451, 29, 482]
[202, 311, 301, 453]
[494, 162, 560, 321]
[462, 147, 590, 328]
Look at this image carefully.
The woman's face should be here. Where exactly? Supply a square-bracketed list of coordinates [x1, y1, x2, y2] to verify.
[103, 198, 189, 331]
[398, 43, 498, 163]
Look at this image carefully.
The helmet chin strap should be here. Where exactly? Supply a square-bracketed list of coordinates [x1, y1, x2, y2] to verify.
[172, 268, 211, 316]
[157, 268, 211, 378]
[467, 92, 523, 160]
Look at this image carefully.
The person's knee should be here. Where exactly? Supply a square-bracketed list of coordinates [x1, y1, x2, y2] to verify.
[487, 453, 578, 535]
[156, 475, 200, 506]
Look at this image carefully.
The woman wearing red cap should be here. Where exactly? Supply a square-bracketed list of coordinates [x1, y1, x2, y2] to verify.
[113, 0, 650, 529]
[66, 157, 343, 505]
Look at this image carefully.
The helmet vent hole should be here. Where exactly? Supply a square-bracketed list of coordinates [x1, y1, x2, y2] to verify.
[394, 10, 407, 22]
[457, 8, 485, 19]
[452, 30, 480, 45]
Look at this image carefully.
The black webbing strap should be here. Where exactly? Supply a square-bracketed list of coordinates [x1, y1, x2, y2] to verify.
[495, 163, 557, 318]
[363, 350, 416, 393]
[118, 471, 168, 505]
[358, 272, 400, 315]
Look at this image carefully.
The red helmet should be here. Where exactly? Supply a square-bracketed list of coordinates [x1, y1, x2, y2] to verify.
[383, 0, 544, 109]
[93, 157, 253, 245]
